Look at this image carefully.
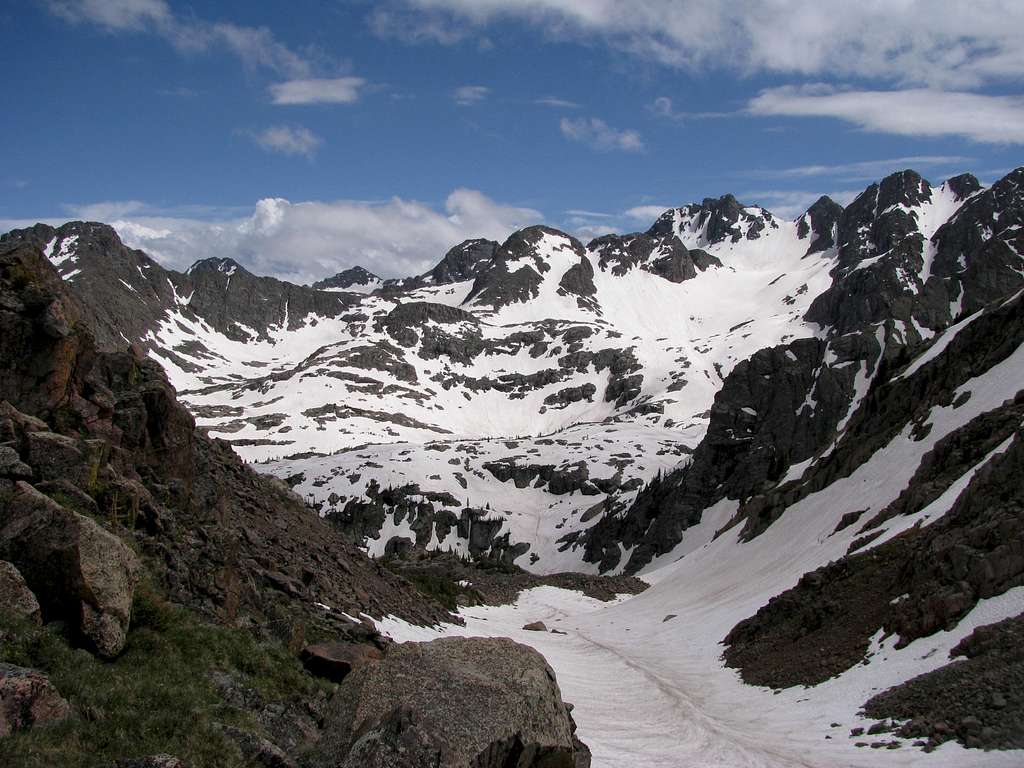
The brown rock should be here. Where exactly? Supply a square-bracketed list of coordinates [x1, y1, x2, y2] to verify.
[300, 641, 382, 683]
[0, 663, 71, 736]
[0, 482, 140, 658]
[522, 621, 548, 632]
[0, 560, 41, 624]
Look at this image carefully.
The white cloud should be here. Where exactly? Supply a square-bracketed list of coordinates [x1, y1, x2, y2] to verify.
[748, 86, 1024, 144]
[560, 117, 643, 152]
[386, 1, 1024, 89]
[453, 85, 490, 105]
[536, 97, 580, 109]
[52, 190, 541, 284]
[48, 0, 312, 77]
[48, 0, 171, 31]
[748, 155, 976, 180]
[269, 77, 366, 105]
[648, 96, 732, 121]
[624, 205, 672, 222]
[64, 200, 148, 220]
[251, 126, 323, 158]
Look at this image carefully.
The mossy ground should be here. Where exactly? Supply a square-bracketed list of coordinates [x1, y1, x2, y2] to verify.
[0, 581, 331, 767]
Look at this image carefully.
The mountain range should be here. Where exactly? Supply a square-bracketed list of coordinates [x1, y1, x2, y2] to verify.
[2, 165, 1023, 761]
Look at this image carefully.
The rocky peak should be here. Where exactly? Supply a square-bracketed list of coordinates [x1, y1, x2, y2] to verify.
[647, 194, 779, 247]
[0, 221, 177, 351]
[187, 257, 246, 278]
[312, 265, 381, 292]
[427, 238, 498, 285]
[930, 165, 1024, 315]
[877, 169, 932, 212]
[796, 196, 844, 256]
[945, 172, 983, 201]
[463, 226, 588, 310]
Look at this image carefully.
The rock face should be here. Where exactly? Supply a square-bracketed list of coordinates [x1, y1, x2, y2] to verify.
[0, 663, 71, 736]
[721, 293, 1024, 689]
[0, 560, 41, 624]
[1, 481, 141, 658]
[0, 223, 359, 351]
[0, 236, 452, 649]
[581, 167, 1024, 574]
[314, 637, 589, 768]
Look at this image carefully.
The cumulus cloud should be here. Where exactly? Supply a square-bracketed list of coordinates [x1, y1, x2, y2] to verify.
[748, 86, 1024, 144]
[383, 1, 1024, 89]
[48, 0, 312, 77]
[251, 126, 323, 158]
[560, 117, 643, 152]
[269, 77, 366, 105]
[453, 85, 490, 105]
[64, 189, 542, 284]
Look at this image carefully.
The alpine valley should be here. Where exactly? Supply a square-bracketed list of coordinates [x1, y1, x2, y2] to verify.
[2, 166, 1024, 767]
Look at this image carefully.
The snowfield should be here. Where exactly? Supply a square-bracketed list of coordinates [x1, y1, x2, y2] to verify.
[373, 302, 1024, 765]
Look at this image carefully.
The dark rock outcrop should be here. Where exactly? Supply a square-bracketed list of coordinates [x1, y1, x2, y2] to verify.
[465, 226, 588, 310]
[795, 195, 843, 256]
[588, 231, 721, 283]
[863, 614, 1024, 751]
[722, 415, 1024, 689]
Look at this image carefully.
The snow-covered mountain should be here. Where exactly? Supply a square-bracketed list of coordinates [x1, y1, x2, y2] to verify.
[5, 165, 1024, 762]
[3, 168, 1022, 580]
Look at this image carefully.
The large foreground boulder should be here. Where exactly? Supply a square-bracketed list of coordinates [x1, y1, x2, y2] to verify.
[0, 482, 140, 658]
[313, 636, 590, 767]
[0, 663, 70, 736]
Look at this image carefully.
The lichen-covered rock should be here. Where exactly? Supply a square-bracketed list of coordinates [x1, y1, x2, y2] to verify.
[0, 482, 140, 658]
[0, 559, 41, 624]
[0, 663, 70, 736]
[313, 636, 588, 768]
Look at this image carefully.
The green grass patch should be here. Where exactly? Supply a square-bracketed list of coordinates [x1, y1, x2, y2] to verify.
[382, 556, 484, 612]
[0, 581, 330, 768]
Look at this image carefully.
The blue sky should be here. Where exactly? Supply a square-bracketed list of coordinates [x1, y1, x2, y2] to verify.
[3, 1, 1022, 281]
